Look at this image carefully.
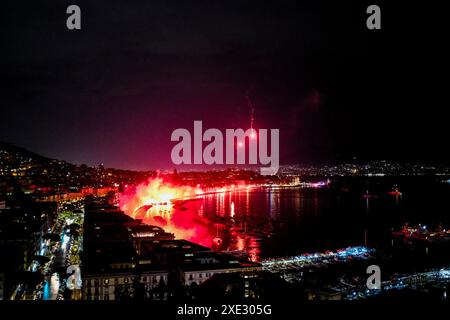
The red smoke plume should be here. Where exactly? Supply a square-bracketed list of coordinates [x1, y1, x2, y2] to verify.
[119, 178, 213, 246]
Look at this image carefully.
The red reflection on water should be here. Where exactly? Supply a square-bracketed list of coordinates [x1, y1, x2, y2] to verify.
[119, 178, 262, 260]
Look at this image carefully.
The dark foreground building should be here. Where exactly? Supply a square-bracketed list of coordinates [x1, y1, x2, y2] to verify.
[82, 202, 260, 300]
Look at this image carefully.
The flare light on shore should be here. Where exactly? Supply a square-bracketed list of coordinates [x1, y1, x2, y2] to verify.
[119, 178, 253, 245]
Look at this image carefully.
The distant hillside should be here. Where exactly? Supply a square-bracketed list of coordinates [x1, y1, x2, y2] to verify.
[0, 141, 57, 167]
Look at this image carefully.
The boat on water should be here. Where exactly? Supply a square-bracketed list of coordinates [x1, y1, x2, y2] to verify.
[388, 185, 402, 196]
[392, 223, 450, 243]
[362, 181, 377, 199]
[388, 190, 402, 196]
[211, 221, 223, 248]
[212, 237, 223, 247]
[224, 249, 250, 260]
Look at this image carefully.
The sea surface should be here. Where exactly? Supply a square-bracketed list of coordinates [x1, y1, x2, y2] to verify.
[195, 176, 450, 263]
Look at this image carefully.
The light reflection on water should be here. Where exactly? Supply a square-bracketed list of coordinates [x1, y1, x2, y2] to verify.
[139, 177, 450, 262]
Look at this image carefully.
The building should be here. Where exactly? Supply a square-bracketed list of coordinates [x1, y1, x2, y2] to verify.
[194, 271, 293, 300]
[0, 272, 4, 300]
[127, 224, 175, 255]
[0, 205, 50, 299]
[178, 251, 261, 287]
[82, 204, 262, 300]
[82, 207, 174, 300]
[82, 240, 169, 300]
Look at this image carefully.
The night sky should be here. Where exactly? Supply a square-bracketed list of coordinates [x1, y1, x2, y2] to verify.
[1, 1, 448, 170]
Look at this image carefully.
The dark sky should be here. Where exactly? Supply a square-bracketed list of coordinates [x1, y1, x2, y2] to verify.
[1, 1, 448, 170]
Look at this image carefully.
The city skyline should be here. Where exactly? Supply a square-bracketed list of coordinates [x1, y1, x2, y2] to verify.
[2, 140, 450, 175]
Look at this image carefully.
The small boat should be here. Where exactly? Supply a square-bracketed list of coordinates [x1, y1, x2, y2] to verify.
[362, 181, 377, 199]
[212, 237, 223, 246]
[362, 192, 377, 199]
[212, 222, 223, 248]
[388, 185, 402, 196]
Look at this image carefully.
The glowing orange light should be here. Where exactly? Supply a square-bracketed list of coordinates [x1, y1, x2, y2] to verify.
[231, 201, 235, 218]
[119, 179, 257, 248]
[119, 178, 213, 246]
[236, 235, 245, 251]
